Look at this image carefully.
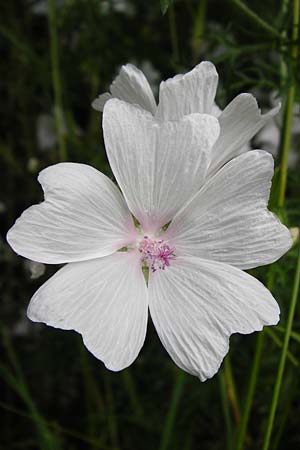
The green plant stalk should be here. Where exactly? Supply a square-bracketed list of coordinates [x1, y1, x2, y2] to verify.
[219, 370, 233, 450]
[104, 372, 120, 450]
[159, 370, 185, 450]
[272, 373, 298, 450]
[224, 356, 241, 425]
[121, 370, 144, 418]
[235, 270, 274, 450]
[278, 92, 295, 207]
[275, 326, 300, 343]
[0, 401, 115, 449]
[262, 235, 300, 450]
[0, 331, 61, 450]
[230, 0, 282, 38]
[191, 0, 207, 63]
[168, 2, 180, 66]
[265, 328, 299, 367]
[278, 0, 299, 207]
[47, 0, 67, 161]
[236, 332, 264, 450]
[79, 344, 105, 448]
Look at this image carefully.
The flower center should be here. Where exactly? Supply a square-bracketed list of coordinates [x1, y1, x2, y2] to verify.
[138, 236, 176, 272]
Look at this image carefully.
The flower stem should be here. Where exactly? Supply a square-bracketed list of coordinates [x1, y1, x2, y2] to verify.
[47, 0, 67, 161]
[235, 270, 274, 450]
[278, 0, 299, 208]
[224, 356, 240, 426]
[159, 370, 185, 450]
[262, 233, 300, 450]
[236, 332, 264, 450]
[219, 370, 233, 450]
[168, 2, 180, 66]
[230, 0, 282, 38]
[191, 0, 207, 63]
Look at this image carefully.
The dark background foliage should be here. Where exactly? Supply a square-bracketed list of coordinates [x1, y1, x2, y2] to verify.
[0, 1, 299, 449]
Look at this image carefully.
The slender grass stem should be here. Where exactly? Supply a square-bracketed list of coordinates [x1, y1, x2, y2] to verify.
[47, 0, 67, 161]
[236, 332, 264, 450]
[168, 2, 180, 66]
[121, 370, 144, 418]
[104, 373, 120, 450]
[191, 0, 207, 63]
[235, 271, 274, 450]
[278, 0, 299, 207]
[230, 0, 282, 38]
[224, 356, 240, 426]
[265, 328, 299, 367]
[0, 331, 61, 449]
[219, 371, 233, 450]
[262, 235, 300, 449]
[159, 370, 186, 450]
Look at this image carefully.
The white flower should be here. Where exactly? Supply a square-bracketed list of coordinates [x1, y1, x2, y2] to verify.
[93, 62, 280, 177]
[7, 99, 292, 381]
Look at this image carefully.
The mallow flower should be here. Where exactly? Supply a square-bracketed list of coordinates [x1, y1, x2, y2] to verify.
[7, 99, 292, 381]
[93, 61, 280, 176]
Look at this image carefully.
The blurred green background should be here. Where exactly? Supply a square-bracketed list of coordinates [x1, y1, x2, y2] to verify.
[1, 0, 299, 449]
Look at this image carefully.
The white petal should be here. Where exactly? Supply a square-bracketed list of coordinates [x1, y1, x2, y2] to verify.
[208, 94, 281, 176]
[149, 256, 279, 381]
[7, 163, 137, 264]
[155, 61, 218, 121]
[166, 151, 292, 269]
[93, 64, 157, 114]
[92, 92, 112, 111]
[103, 99, 220, 233]
[28, 251, 148, 371]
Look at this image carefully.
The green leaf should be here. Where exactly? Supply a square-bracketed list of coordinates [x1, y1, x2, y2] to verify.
[160, 0, 172, 15]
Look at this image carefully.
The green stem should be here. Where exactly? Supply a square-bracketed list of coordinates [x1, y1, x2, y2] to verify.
[219, 371, 233, 450]
[262, 234, 300, 450]
[236, 333, 264, 450]
[265, 328, 299, 367]
[278, 0, 299, 208]
[121, 370, 144, 418]
[159, 370, 185, 450]
[224, 356, 240, 426]
[47, 0, 67, 161]
[168, 2, 180, 66]
[235, 271, 274, 450]
[191, 0, 207, 63]
[230, 0, 282, 38]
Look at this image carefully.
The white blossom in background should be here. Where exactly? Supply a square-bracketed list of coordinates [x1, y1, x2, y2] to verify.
[7, 96, 292, 381]
[36, 114, 64, 151]
[36, 113, 81, 152]
[92, 61, 280, 178]
[25, 260, 46, 280]
[0, 201, 6, 214]
[31, 0, 64, 15]
[100, 0, 135, 17]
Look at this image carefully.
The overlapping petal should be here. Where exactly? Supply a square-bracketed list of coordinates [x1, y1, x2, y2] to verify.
[7, 163, 137, 264]
[92, 64, 157, 115]
[166, 151, 292, 269]
[103, 98, 220, 233]
[208, 94, 281, 176]
[155, 61, 218, 120]
[149, 256, 279, 381]
[28, 251, 148, 371]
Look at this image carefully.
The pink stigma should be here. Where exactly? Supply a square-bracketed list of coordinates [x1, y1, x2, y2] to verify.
[139, 236, 176, 272]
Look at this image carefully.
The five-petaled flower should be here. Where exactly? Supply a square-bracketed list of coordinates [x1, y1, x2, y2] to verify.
[93, 61, 280, 177]
[7, 66, 292, 381]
